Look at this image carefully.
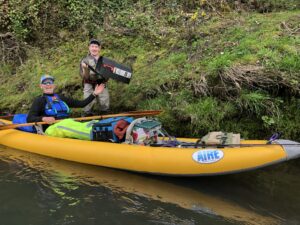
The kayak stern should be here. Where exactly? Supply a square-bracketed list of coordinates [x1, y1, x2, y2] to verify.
[275, 139, 300, 160]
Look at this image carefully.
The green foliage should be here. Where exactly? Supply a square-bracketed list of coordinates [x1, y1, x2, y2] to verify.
[262, 115, 275, 127]
[251, 0, 300, 11]
[0, 63, 13, 77]
[61, 0, 100, 30]
[206, 52, 235, 76]
[6, 0, 43, 39]
[212, 12, 300, 79]
[98, 0, 135, 14]
[107, 1, 173, 42]
[3, 0, 101, 41]
[149, 53, 187, 81]
[236, 91, 282, 117]
[276, 99, 300, 141]
[182, 97, 235, 136]
[1, 1, 299, 141]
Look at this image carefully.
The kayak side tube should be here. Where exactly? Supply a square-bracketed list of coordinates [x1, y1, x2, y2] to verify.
[275, 139, 300, 160]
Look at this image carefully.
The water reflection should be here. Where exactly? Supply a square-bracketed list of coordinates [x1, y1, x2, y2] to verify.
[0, 146, 295, 225]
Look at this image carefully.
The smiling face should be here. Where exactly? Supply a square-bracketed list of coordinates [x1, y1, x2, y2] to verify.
[89, 43, 101, 57]
[40, 79, 55, 94]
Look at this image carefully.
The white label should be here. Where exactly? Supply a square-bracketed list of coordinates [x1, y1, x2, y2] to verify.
[113, 68, 132, 79]
[192, 150, 224, 164]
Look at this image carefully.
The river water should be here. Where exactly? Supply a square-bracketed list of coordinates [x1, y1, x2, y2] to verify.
[0, 145, 299, 225]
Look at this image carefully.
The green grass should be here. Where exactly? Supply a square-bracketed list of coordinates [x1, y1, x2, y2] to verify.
[1, 9, 299, 140]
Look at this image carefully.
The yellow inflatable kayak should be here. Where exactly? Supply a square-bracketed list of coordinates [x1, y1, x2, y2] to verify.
[0, 119, 299, 176]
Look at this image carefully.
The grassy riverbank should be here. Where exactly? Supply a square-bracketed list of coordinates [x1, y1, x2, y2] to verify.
[0, 1, 299, 140]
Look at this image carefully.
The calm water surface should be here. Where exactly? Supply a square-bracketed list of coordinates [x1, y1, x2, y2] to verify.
[0, 145, 299, 225]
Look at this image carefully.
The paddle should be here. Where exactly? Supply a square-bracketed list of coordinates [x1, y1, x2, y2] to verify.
[0, 114, 14, 119]
[0, 110, 162, 130]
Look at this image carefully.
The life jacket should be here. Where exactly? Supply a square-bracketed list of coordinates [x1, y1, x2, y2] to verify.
[12, 114, 36, 133]
[91, 117, 134, 142]
[44, 94, 70, 119]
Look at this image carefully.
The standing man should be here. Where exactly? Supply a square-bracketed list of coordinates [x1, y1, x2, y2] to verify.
[80, 39, 110, 116]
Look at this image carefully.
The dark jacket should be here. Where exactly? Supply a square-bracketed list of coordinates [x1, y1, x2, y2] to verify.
[27, 93, 95, 129]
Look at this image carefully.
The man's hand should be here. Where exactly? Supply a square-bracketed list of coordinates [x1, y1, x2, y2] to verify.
[81, 62, 88, 69]
[80, 61, 90, 79]
[42, 117, 56, 124]
[93, 84, 105, 96]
